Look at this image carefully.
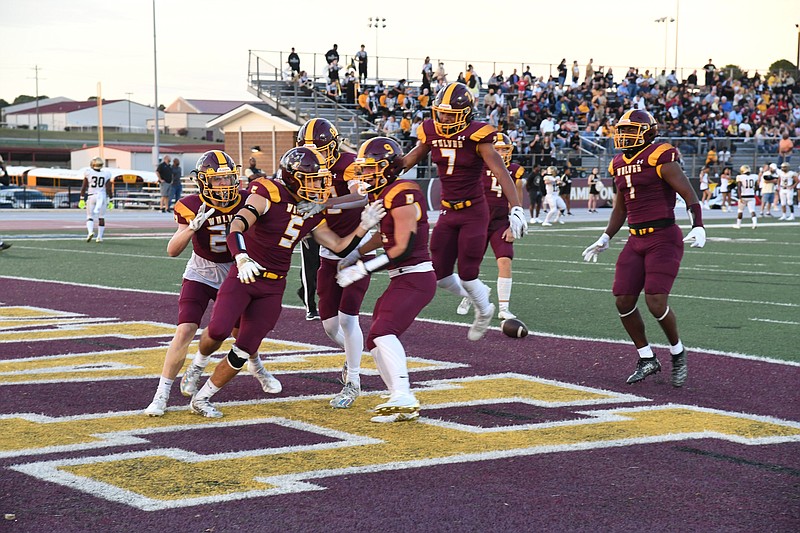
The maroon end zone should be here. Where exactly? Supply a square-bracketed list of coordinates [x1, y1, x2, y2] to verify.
[0, 277, 798, 532]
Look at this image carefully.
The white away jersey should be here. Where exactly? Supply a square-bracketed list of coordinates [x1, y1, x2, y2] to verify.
[84, 168, 112, 196]
[736, 173, 758, 197]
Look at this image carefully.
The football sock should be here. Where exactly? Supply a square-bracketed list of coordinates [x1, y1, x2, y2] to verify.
[670, 341, 684, 356]
[192, 351, 210, 369]
[156, 377, 173, 396]
[637, 345, 655, 359]
[373, 335, 410, 396]
[462, 278, 492, 315]
[195, 379, 219, 400]
[97, 226, 105, 239]
[437, 274, 469, 298]
[86, 220, 94, 235]
[339, 312, 363, 386]
[322, 317, 345, 349]
[497, 277, 512, 310]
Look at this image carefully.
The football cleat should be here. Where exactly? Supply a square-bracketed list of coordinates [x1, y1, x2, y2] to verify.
[788, 215, 796, 221]
[180, 364, 204, 397]
[330, 382, 361, 409]
[456, 297, 471, 315]
[86, 233, 94, 243]
[626, 357, 662, 384]
[371, 411, 420, 423]
[248, 360, 283, 394]
[305, 311, 320, 321]
[732, 223, 740, 229]
[0, 242, 11, 250]
[558, 218, 565, 224]
[468, 303, 495, 341]
[541, 221, 552, 227]
[96, 237, 103, 243]
[143, 392, 169, 417]
[671, 350, 688, 388]
[190, 395, 223, 418]
[498, 309, 517, 320]
[373, 393, 420, 416]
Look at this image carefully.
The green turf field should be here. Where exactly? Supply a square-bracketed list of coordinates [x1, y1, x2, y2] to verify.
[2, 220, 798, 362]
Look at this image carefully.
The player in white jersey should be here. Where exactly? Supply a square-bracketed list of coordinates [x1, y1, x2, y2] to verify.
[80, 157, 113, 242]
[733, 165, 758, 229]
[777, 162, 797, 221]
[541, 166, 563, 226]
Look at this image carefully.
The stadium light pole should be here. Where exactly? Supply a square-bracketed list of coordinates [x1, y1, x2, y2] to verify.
[152, 0, 160, 167]
[368, 17, 387, 81]
[125, 92, 133, 133]
[655, 17, 674, 74]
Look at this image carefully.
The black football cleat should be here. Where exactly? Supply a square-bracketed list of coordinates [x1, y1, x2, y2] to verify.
[671, 350, 687, 387]
[626, 357, 661, 384]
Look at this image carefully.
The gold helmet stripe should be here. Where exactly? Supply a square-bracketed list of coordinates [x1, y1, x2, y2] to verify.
[441, 83, 458, 106]
[213, 150, 227, 165]
[303, 118, 319, 146]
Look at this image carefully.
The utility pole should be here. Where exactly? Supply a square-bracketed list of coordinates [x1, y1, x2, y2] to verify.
[125, 92, 133, 133]
[152, 0, 160, 167]
[33, 65, 41, 144]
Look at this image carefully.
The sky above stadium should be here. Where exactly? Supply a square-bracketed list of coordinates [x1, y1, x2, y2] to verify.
[2, 0, 797, 107]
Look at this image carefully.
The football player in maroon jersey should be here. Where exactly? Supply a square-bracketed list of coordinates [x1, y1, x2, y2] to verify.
[188, 146, 386, 418]
[144, 150, 247, 416]
[455, 132, 525, 320]
[399, 82, 527, 341]
[337, 137, 436, 422]
[582, 109, 706, 388]
[295, 118, 375, 409]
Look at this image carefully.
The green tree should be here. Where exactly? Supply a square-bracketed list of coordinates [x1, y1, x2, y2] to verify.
[768, 59, 796, 73]
[12, 95, 49, 105]
[721, 64, 744, 80]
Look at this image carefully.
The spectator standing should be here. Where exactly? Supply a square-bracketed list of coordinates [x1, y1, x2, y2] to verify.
[243, 156, 266, 187]
[703, 59, 716, 86]
[287, 47, 301, 77]
[157, 155, 173, 213]
[557, 59, 567, 87]
[587, 167, 602, 212]
[778, 133, 793, 165]
[585, 59, 594, 85]
[686, 69, 698, 87]
[571, 60, 580, 85]
[325, 44, 339, 65]
[355, 44, 368, 83]
[170, 158, 183, 210]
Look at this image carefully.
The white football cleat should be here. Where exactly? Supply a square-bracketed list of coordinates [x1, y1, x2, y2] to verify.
[373, 392, 419, 417]
[779, 214, 787, 221]
[468, 303, 495, 341]
[732, 223, 740, 229]
[144, 392, 168, 417]
[190, 396, 223, 418]
[180, 364, 204, 397]
[371, 411, 420, 423]
[788, 215, 795, 221]
[541, 221, 552, 227]
[330, 382, 360, 409]
[248, 360, 282, 394]
[86, 233, 94, 243]
[456, 297, 471, 315]
[498, 309, 517, 320]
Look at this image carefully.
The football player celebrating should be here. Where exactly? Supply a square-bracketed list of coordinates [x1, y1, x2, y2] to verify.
[456, 133, 525, 320]
[541, 166, 563, 226]
[777, 162, 797, 221]
[399, 82, 527, 341]
[582, 109, 705, 388]
[144, 150, 247, 416]
[733, 165, 758, 229]
[79, 157, 113, 243]
[296, 118, 375, 409]
[188, 146, 385, 418]
[337, 137, 436, 423]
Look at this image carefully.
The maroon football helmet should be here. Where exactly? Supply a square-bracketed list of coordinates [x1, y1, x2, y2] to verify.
[279, 146, 332, 204]
[351, 136, 404, 193]
[614, 109, 658, 152]
[296, 118, 341, 167]
[194, 150, 240, 206]
[432, 82, 474, 136]
[493, 132, 514, 165]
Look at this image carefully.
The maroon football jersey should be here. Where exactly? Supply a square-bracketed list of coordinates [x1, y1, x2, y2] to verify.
[244, 178, 325, 276]
[481, 162, 525, 210]
[418, 119, 497, 202]
[173, 191, 248, 263]
[609, 142, 681, 225]
[323, 151, 359, 237]
[375, 179, 431, 268]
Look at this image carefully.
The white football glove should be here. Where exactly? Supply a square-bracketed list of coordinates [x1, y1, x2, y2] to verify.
[582, 233, 611, 263]
[683, 226, 706, 248]
[235, 253, 265, 284]
[359, 200, 386, 231]
[188, 203, 216, 231]
[336, 261, 369, 288]
[296, 200, 325, 219]
[508, 206, 528, 239]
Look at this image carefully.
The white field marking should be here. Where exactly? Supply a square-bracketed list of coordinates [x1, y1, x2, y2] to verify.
[2, 276, 796, 365]
[502, 279, 800, 309]
[0, 317, 112, 331]
[9, 402, 800, 510]
[749, 318, 800, 326]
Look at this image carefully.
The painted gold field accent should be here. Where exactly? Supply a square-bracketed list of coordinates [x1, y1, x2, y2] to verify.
[0, 321, 176, 343]
[7, 373, 800, 510]
[0, 306, 83, 319]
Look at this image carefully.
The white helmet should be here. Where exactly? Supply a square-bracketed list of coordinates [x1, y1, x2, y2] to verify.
[769, 163, 777, 171]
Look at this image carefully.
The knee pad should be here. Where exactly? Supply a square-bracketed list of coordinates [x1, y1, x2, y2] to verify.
[226, 345, 249, 370]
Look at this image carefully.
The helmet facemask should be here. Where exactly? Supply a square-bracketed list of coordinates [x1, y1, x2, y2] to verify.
[493, 135, 513, 165]
[433, 105, 472, 136]
[196, 168, 240, 206]
[287, 168, 332, 204]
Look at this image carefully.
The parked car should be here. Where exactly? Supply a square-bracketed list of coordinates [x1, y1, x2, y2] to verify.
[52, 191, 83, 209]
[0, 188, 55, 208]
